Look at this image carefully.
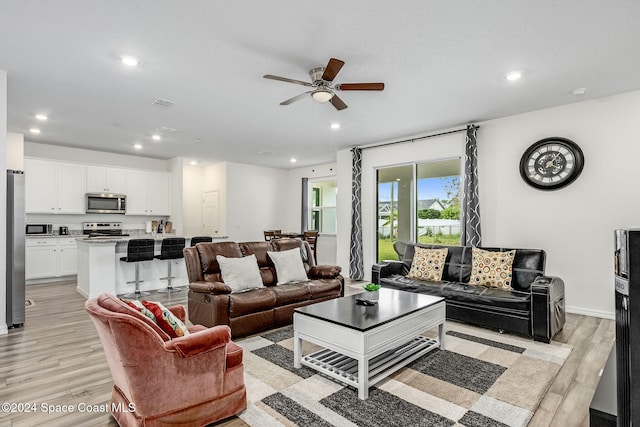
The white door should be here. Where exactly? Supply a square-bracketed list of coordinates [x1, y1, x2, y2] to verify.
[202, 190, 219, 235]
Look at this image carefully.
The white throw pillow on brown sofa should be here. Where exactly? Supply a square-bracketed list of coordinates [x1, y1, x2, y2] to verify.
[216, 254, 264, 293]
[267, 248, 310, 284]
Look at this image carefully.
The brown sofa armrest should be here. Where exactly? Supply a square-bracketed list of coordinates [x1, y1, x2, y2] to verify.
[167, 305, 186, 322]
[164, 325, 231, 358]
[308, 265, 342, 279]
[189, 281, 232, 294]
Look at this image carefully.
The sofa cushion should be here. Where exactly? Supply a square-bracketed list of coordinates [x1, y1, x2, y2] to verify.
[407, 247, 448, 282]
[217, 254, 264, 293]
[268, 248, 310, 284]
[468, 247, 515, 289]
[272, 283, 311, 305]
[229, 288, 277, 318]
[308, 279, 342, 299]
[197, 242, 243, 282]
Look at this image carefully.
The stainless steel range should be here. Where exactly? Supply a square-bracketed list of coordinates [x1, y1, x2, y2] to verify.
[83, 222, 129, 238]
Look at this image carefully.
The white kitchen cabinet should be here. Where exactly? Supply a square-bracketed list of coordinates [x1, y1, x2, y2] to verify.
[26, 238, 78, 280]
[86, 166, 127, 194]
[25, 158, 86, 214]
[125, 170, 171, 216]
[58, 238, 78, 276]
[25, 239, 58, 279]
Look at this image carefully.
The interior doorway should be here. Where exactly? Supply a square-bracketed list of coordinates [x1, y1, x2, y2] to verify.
[202, 190, 219, 236]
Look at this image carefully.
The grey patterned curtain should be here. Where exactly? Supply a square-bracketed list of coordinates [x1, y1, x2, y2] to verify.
[301, 178, 309, 233]
[349, 147, 364, 279]
[461, 124, 482, 246]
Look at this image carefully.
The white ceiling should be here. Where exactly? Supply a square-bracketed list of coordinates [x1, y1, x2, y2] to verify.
[2, 1, 640, 169]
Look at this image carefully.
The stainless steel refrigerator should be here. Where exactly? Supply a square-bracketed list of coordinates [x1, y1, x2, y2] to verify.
[6, 170, 25, 328]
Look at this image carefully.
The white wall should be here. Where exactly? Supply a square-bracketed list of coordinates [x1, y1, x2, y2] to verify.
[168, 157, 184, 235]
[7, 132, 23, 170]
[182, 164, 204, 237]
[226, 162, 288, 242]
[1, 70, 7, 335]
[25, 142, 168, 171]
[338, 90, 640, 318]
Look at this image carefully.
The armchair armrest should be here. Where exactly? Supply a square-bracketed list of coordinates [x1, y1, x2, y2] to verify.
[189, 281, 232, 295]
[164, 325, 231, 358]
[371, 261, 407, 284]
[308, 265, 342, 279]
[531, 275, 566, 343]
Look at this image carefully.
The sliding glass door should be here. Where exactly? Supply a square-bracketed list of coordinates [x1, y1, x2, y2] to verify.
[376, 159, 461, 262]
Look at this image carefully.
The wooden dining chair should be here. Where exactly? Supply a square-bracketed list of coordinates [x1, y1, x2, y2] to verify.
[264, 230, 282, 241]
[303, 231, 319, 263]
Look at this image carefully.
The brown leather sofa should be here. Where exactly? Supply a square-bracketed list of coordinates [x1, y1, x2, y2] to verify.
[184, 238, 344, 338]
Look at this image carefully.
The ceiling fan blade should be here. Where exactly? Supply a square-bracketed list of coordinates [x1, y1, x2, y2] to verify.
[329, 94, 348, 111]
[263, 74, 312, 87]
[280, 91, 312, 105]
[321, 58, 345, 82]
[337, 83, 385, 91]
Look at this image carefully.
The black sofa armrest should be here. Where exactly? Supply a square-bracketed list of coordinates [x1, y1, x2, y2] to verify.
[371, 261, 408, 284]
[531, 275, 566, 343]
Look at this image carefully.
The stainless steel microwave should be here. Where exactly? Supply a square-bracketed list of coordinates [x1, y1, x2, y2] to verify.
[26, 223, 53, 235]
[86, 193, 126, 214]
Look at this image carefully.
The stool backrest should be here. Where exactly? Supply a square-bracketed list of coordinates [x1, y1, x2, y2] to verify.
[126, 239, 156, 262]
[160, 238, 186, 259]
[190, 236, 213, 246]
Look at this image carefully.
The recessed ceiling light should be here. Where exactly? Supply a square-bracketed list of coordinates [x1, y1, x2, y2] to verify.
[35, 114, 48, 121]
[151, 134, 161, 141]
[571, 87, 587, 96]
[29, 128, 41, 134]
[330, 123, 341, 130]
[189, 161, 197, 166]
[121, 55, 139, 67]
[505, 71, 522, 81]
[193, 138, 202, 143]
[134, 143, 143, 150]
[290, 158, 297, 163]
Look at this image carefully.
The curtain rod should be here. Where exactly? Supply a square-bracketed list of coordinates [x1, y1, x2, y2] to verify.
[358, 125, 479, 151]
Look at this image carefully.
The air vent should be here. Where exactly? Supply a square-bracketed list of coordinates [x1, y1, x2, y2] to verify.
[151, 98, 175, 107]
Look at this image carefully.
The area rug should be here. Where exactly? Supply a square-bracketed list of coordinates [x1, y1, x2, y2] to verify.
[236, 322, 572, 427]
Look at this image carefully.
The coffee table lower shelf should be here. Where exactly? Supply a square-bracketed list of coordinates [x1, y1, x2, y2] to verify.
[300, 335, 439, 390]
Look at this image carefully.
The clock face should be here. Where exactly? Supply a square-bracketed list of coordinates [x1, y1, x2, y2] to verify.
[519, 137, 584, 190]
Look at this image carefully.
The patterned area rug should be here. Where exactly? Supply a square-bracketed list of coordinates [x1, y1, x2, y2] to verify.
[236, 322, 572, 427]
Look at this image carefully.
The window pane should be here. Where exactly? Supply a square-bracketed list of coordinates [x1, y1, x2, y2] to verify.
[416, 159, 461, 246]
[377, 165, 413, 262]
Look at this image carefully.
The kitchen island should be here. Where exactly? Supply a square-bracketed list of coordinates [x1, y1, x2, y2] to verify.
[76, 235, 229, 298]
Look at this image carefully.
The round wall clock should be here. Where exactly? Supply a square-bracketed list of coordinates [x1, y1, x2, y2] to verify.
[519, 137, 585, 190]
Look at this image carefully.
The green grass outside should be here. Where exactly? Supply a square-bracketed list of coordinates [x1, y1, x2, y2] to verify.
[377, 234, 461, 262]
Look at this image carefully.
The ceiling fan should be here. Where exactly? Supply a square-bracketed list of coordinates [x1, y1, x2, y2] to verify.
[263, 58, 384, 111]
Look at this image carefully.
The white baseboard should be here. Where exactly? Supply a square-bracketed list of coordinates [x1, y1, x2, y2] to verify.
[566, 305, 615, 320]
[76, 286, 89, 298]
[0, 323, 7, 335]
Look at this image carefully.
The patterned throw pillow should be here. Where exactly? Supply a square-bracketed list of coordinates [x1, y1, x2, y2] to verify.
[141, 300, 190, 338]
[407, 247, 448, 282]
[468, 247, 516, 289]
[123, 299, 157, 323]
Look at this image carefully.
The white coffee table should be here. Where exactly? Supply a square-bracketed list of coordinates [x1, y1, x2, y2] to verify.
[293, 288, 445, 399]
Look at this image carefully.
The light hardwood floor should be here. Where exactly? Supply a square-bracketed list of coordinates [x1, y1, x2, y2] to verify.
[0, 281, 614, 426]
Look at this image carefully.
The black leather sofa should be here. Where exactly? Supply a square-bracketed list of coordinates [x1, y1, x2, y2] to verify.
[371, 243, 566, 343]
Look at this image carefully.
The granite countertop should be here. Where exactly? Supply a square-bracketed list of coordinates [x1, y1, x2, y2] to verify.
[76, 234, 229, 243]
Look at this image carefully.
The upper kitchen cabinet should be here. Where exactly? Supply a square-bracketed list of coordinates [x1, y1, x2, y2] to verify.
[86, 166, 127, 194]
[125, 170, 171, 216]
[25, 158, 87, 214]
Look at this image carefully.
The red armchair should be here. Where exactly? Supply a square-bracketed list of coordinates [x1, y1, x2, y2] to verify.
[85, 294, 246, 427]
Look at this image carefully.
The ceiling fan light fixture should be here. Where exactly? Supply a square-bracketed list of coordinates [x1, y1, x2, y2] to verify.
[311, 88, 334, 103]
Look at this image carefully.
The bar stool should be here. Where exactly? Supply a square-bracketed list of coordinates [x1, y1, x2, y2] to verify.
[156, 237, 186, 293]
[190, 236, 213, 246]
[120, 239, 155, 299]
